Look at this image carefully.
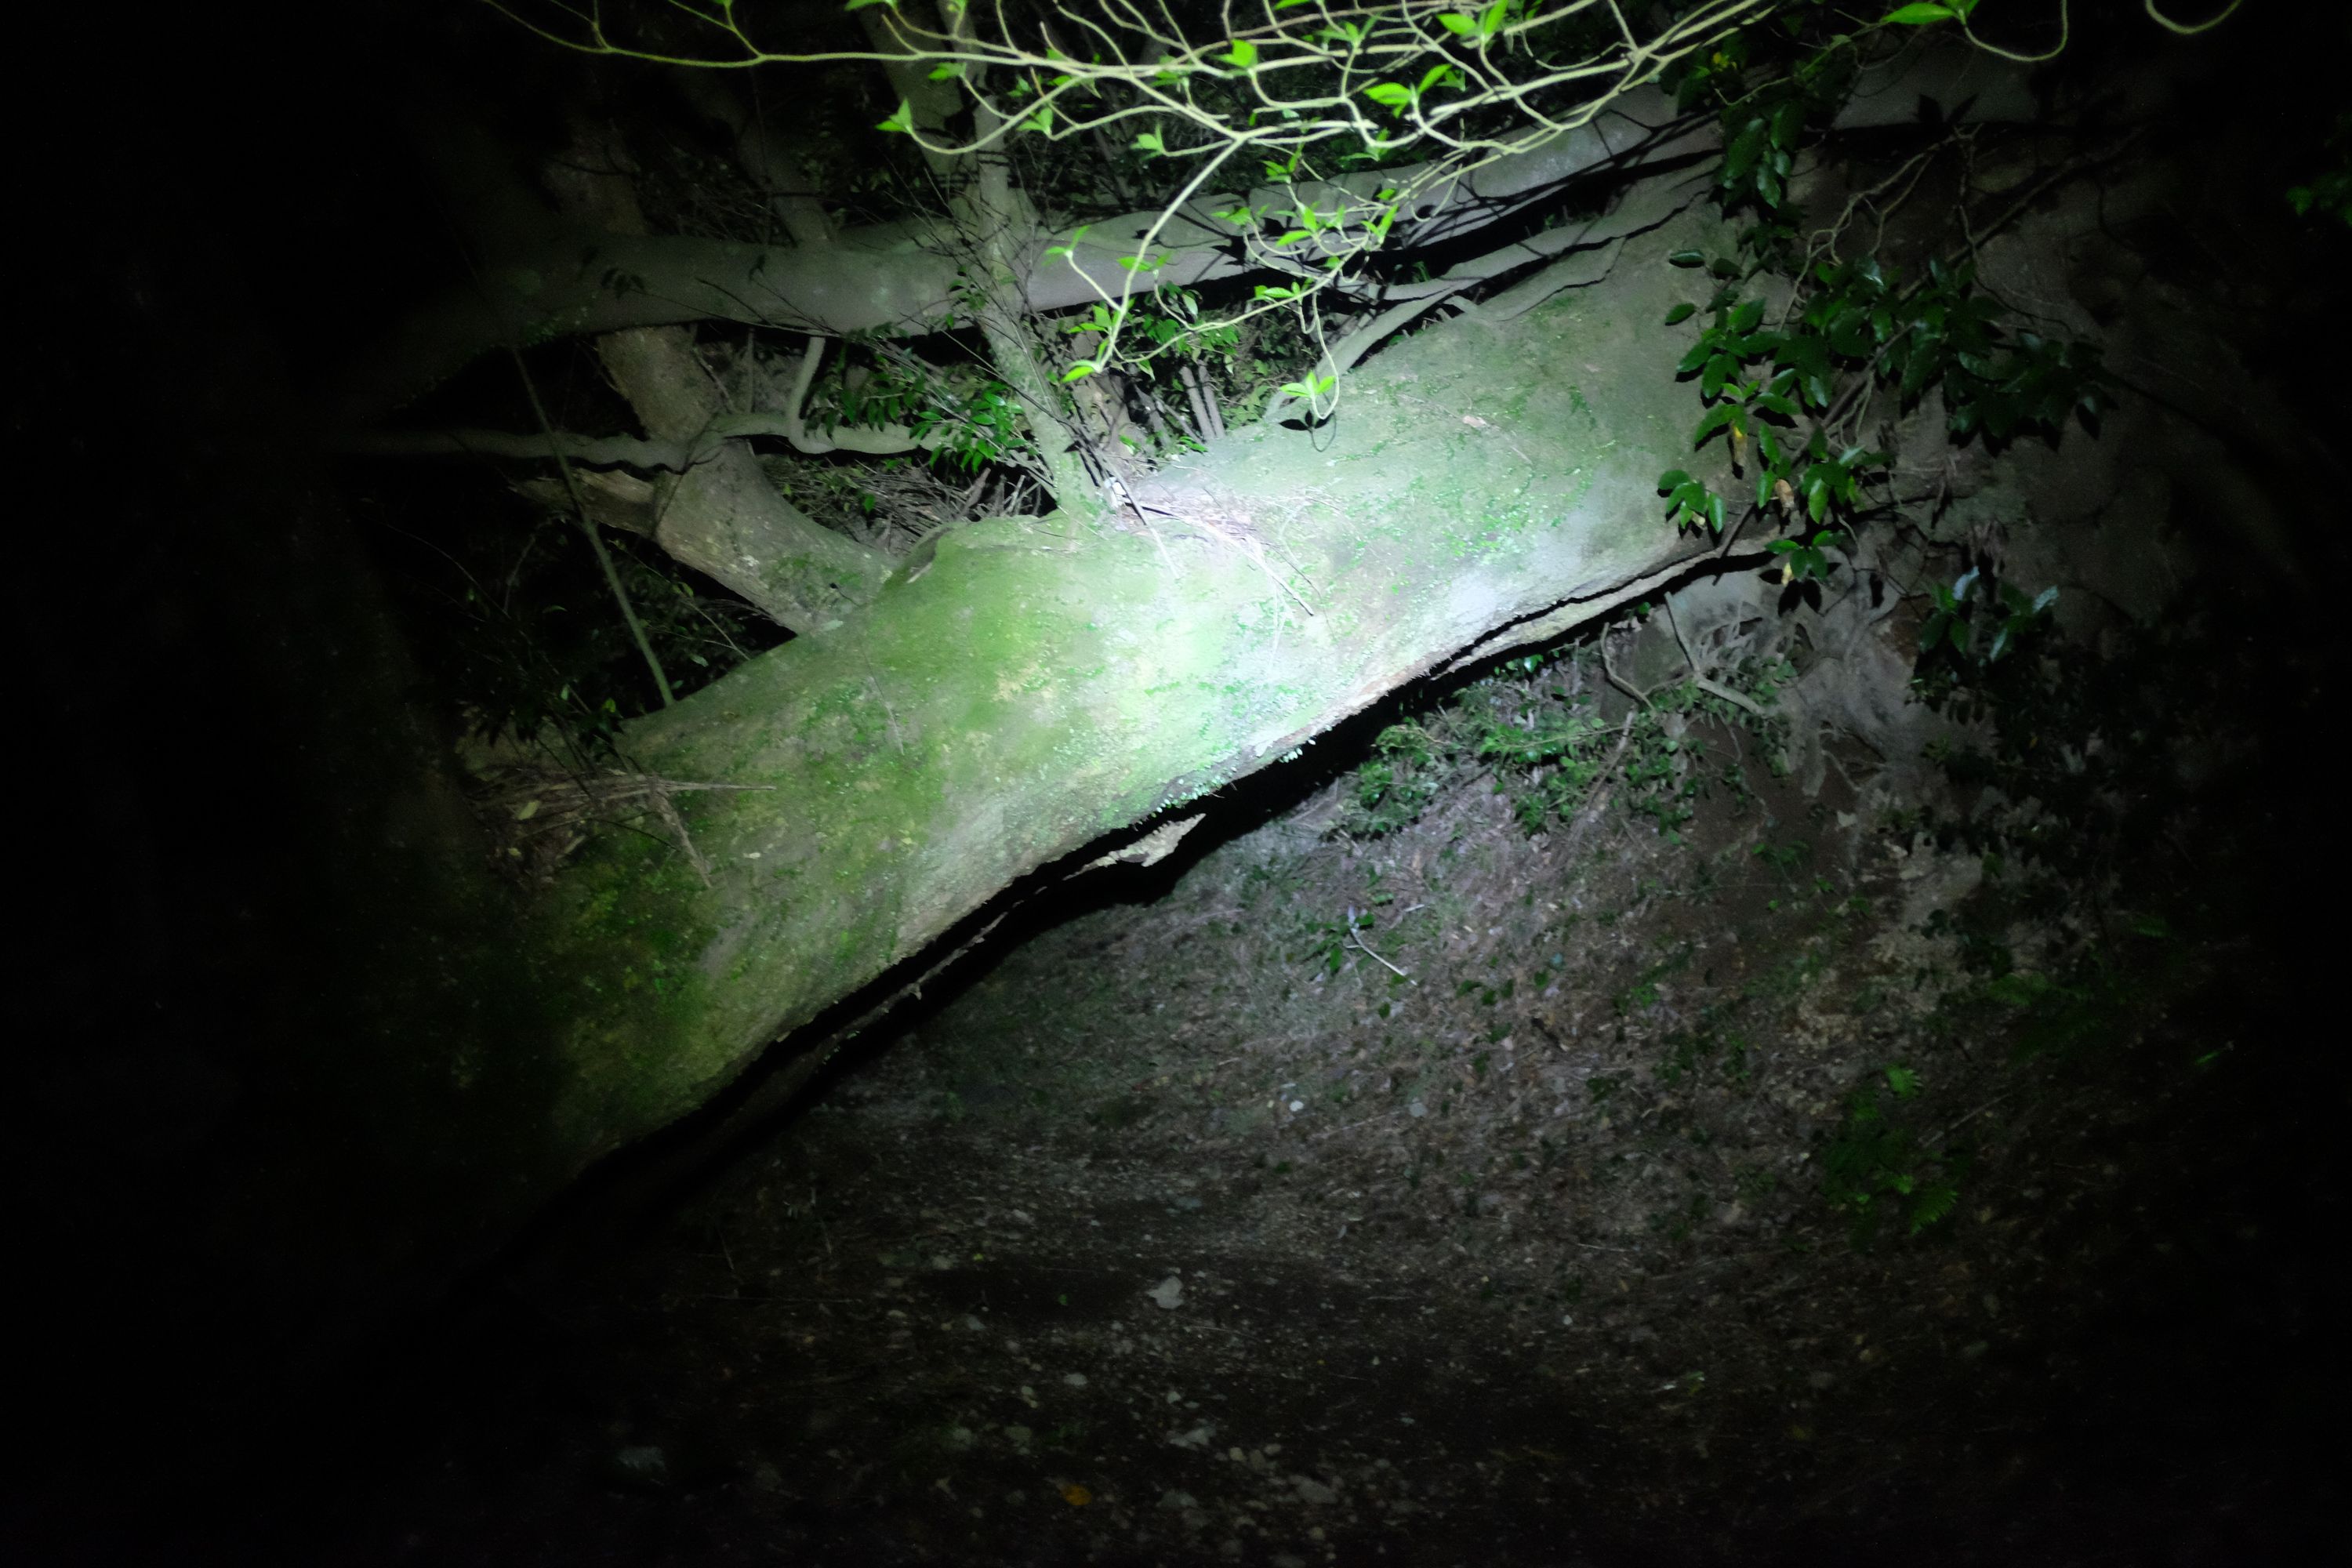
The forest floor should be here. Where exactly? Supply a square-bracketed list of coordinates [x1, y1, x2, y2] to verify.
[215, 637, 2335, 1568]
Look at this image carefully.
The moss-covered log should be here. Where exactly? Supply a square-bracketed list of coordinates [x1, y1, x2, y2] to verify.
[529, 204, 1726, 1172]
[111, 204, 1733, 1384]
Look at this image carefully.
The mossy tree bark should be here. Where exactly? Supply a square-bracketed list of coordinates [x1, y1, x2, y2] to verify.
[500, 195, 1728, 1222]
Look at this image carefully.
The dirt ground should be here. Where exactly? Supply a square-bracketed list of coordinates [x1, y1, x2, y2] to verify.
[150, 609, 2331, 1568]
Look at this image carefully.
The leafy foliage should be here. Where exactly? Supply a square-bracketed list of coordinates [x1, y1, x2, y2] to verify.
[1655, 246, 2103, 543]
[808, 334, 1033, 474]
[1655, 16, 2108, 584]
[1915, 564, 2057, 666]
[1818, 1063, 1965, 1243]
[1338, 640, 1789, 842]
[1668, 16, 1859, 243]
[2285, 111, 2352, 225]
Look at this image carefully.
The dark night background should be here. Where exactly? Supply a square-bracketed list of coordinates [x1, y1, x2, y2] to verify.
[9, 4, 2346, 1564]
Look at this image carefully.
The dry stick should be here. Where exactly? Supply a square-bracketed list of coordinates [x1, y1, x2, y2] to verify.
[1312, 1108, 1403, 1142]
[504, 342, 675, 708]
[1600, 635, 1653, 710]
[1663, 591, 1767, 719]
[1345, 922, 1412, 982]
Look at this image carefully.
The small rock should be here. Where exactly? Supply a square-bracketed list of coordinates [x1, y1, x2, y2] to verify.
[1149, 1276, 1185, 1310]
[612, 1445, 666, 1488]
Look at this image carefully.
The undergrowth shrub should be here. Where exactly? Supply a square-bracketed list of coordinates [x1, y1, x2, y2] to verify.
[1338, 640, 1791, 842]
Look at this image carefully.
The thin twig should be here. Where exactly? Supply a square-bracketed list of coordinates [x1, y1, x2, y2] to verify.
[1664, 592, 1767, 719]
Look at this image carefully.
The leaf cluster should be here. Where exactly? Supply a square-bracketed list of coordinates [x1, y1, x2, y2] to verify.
[809, 340, 1032, 474]
[1655, 246, 2103, 541]
[1916, 564, 2056, 667]
[1338, 641, 1788, 842]
[1818, 1062, 1965, 1243]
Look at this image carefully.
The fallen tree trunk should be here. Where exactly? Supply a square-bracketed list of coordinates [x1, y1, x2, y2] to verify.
[330, 37, 2028, 430]
[528, 190, 1726, 1170]
[328, 90, 1706, 427]
[76, 187, 1734, 1406]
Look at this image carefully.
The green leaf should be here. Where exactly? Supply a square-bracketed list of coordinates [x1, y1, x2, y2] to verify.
[1885, 1065, 1920, 1097]
[1880, 3, 1956, 23]
[1223, 38, 1259, 70]
[1133, 129, 1165, 154]
[1909, 1182, 1958, 1234]
[1667, 249, 1706, 267]
[1692, 403, 1743, 444]
[1364, 82, 1414, 109]
[926, 61, 963, 81]
[1438, 12, 1478, 35]
[1724, 119, 1765, 183]
[1827, 308, 1872, 358]
[1061, 361, 1099, 383]
[877, 98, 913, 136]
[1664, 302, 1697, 325]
